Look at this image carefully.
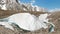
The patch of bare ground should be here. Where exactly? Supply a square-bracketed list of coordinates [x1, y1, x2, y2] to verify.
[0, 9, 48, 18]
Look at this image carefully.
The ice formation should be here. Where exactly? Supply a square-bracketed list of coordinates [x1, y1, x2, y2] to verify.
[7, 13, 51, 31]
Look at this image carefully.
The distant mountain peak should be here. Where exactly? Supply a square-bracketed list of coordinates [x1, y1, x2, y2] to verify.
[0, 0, 47, 12]
[49, 8, 60, 12]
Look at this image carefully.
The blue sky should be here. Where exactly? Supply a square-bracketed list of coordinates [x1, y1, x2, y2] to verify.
[20, 0, 60, 9]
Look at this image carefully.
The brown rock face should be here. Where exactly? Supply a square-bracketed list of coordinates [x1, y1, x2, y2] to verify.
[6, 0, 20, 10]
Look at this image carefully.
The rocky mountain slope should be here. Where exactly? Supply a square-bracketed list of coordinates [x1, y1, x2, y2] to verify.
[0, 0, 47, 12]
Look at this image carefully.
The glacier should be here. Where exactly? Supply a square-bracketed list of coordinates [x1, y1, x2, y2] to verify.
[7, 13, 55, 31]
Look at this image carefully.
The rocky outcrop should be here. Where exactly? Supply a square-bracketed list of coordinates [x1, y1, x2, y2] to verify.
[0, 0, 21, 10]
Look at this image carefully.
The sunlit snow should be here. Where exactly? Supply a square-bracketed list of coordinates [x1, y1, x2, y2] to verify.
[0, 0, 7, 10]
[8, 13, 51, 31]
[1, 4, 7, 10]
[0, 12, 55, 32]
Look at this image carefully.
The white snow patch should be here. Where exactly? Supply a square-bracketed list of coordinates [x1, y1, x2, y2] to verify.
[7, 13, 55, 31]
[0, 0, 7, 10]
[0, 4, 7, 10]
[38, 14, 49, 29]
[34, 5, 40, 11]
[8, 13, 35, 31]
[23, 8, 27, 11]
[1, 4, 7, 10]
[0, 10, 55, 32]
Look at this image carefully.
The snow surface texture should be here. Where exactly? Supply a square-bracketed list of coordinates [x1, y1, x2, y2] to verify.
[7, 13, 55, 31]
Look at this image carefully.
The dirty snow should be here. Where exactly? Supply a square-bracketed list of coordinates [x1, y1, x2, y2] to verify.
[0, 22, 14, 30]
